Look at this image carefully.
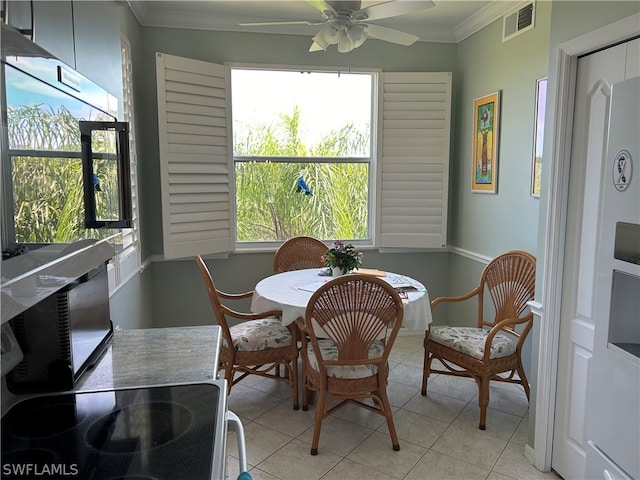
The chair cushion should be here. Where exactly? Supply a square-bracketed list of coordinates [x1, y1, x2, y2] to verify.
[307, 339, 385, 379]
[428, 326, 516, 360]
[226, 318, 293, 351]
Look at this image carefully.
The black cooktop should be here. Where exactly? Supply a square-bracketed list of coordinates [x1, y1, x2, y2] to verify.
[2, 383, 222, 480]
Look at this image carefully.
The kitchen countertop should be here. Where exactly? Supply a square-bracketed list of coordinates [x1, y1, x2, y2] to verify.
[76, 325, 222, 391]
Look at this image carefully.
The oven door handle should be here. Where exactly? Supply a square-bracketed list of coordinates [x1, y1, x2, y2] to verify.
[226, 410, 249, 476]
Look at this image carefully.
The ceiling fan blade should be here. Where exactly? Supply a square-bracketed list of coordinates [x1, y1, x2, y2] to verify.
[306, 0, 338, 16]
[239, 19, 325, 27]
[359, 0, 434, 22]
[364, 24, 419, 46]
[326, 0, 361, 13]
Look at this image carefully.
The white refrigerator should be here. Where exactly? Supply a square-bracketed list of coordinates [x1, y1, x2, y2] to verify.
[585, 76, 640, 480]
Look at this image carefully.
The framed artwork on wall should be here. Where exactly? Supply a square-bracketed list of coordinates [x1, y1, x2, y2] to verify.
[472, 91, 501, 193]
[531, 77, 547, 197]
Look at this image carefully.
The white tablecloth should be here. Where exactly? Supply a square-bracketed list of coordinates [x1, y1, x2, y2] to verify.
[250, 268, 432, 331]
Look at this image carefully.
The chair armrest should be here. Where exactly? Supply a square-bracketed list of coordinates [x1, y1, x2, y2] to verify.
[491, 312, 534, 332]
[482, 312, 534, 362]
[217, 289, 254, 300]
[430, 285, 481, 310]
[220, 303, 282, 321]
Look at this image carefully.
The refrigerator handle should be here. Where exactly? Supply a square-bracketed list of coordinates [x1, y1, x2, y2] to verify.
[227, 410, 249, 476]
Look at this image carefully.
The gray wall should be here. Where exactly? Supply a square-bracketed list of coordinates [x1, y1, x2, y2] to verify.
[450, 2, 550, 258]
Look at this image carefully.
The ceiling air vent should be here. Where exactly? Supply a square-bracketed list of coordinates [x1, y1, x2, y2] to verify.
[503, 2, 535, 42]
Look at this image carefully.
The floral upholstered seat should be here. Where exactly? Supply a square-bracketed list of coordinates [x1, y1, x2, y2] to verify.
[428, 326, 516, 360]
[306, 338, 385, 378]
[226, 318, 293, 351]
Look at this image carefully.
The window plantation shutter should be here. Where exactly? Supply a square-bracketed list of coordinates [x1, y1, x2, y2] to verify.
[379, 72, 451, 248]
[156, 53, 233, 259]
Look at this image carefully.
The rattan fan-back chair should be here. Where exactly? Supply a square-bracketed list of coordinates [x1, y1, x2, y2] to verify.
[296, 274, 404, 455]
[273, 236, 327, 273]
[195, 255, 299, 410]
[422, 250, 536, 430]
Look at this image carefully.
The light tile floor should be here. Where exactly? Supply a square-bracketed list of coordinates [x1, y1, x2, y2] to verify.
[224, 335, 561, 480]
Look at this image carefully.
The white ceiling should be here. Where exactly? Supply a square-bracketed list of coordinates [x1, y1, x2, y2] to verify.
[126, 1, 525, 44]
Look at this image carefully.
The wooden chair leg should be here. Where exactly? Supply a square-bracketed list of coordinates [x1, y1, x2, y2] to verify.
[225, 363, 234, 395]
[378, 386, 400, 451]
[478, 376, 490, 430]
[291, 359, 299, 410]
[311, 390, 326, 455]
[421, 341, 432, 396]
[301, 362, 309, 411]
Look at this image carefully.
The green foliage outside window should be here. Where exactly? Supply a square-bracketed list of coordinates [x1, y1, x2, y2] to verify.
[235, 106, 370, 242]
[8, 105, 118, 244]
[8, 101, 369, 246]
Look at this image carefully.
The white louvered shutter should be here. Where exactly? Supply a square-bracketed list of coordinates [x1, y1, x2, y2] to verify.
[156, 53, 233, 259]
[378, 72, 451, 248]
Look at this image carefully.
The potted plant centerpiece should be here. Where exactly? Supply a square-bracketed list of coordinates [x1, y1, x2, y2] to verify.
[322, 241, 363, 277]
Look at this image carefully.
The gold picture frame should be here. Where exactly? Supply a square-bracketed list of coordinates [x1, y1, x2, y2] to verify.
[531, 77, 547, 197]
[472, 91, 500, 193]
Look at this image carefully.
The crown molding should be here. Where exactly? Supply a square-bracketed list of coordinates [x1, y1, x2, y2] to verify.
[127, 0, 518, 46]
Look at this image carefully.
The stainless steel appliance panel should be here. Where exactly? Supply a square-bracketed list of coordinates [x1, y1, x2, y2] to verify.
[6, 263, 112, 393]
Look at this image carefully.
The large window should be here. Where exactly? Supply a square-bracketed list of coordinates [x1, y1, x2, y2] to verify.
[156, 53, 451, 259]
[231, 68, 374, 243]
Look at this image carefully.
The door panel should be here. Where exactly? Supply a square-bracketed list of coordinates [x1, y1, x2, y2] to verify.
[552, 40, 634, 480]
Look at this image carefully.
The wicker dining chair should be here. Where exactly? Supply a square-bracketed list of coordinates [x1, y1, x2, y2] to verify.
[296, 274, 404, 455]
[273, 236, 327, 273]
[422, 250, 536, 430]
[195, 255, 299, 409]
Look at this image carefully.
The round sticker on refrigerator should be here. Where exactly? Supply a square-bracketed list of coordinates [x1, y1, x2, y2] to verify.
[612, 150, 632, 192]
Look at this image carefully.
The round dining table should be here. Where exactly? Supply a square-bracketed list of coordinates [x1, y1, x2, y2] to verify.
[250, 268, 432, 331]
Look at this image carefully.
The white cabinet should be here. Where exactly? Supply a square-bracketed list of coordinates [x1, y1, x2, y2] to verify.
[3, 0, 121, 96]
[32, 0, 75, 68]
[2, 0, 32, 36]
[72, 0, 121, 95]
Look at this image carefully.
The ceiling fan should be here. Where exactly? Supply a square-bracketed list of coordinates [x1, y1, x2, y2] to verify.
[239, 0, 435, 53]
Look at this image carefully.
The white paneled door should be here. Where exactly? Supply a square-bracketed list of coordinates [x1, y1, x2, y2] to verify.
[552, 38, 640, 480]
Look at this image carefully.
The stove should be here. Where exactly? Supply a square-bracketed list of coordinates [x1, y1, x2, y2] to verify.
[1, 382, 233, 479]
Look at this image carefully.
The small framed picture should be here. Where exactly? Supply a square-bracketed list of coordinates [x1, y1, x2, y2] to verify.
[472, 91, 501, 194]
[531, 77, 547, 197]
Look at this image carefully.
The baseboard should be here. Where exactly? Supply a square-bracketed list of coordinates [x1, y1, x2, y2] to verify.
[524, 444, 537, 468]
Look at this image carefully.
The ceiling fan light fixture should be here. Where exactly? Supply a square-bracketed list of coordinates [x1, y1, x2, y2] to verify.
[311, 32, 329, 50]
[309, 41, 325, 52]
[347, 24, 367, 49]
[319, 24, 341, 45]
[337, 30, 352, 53]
